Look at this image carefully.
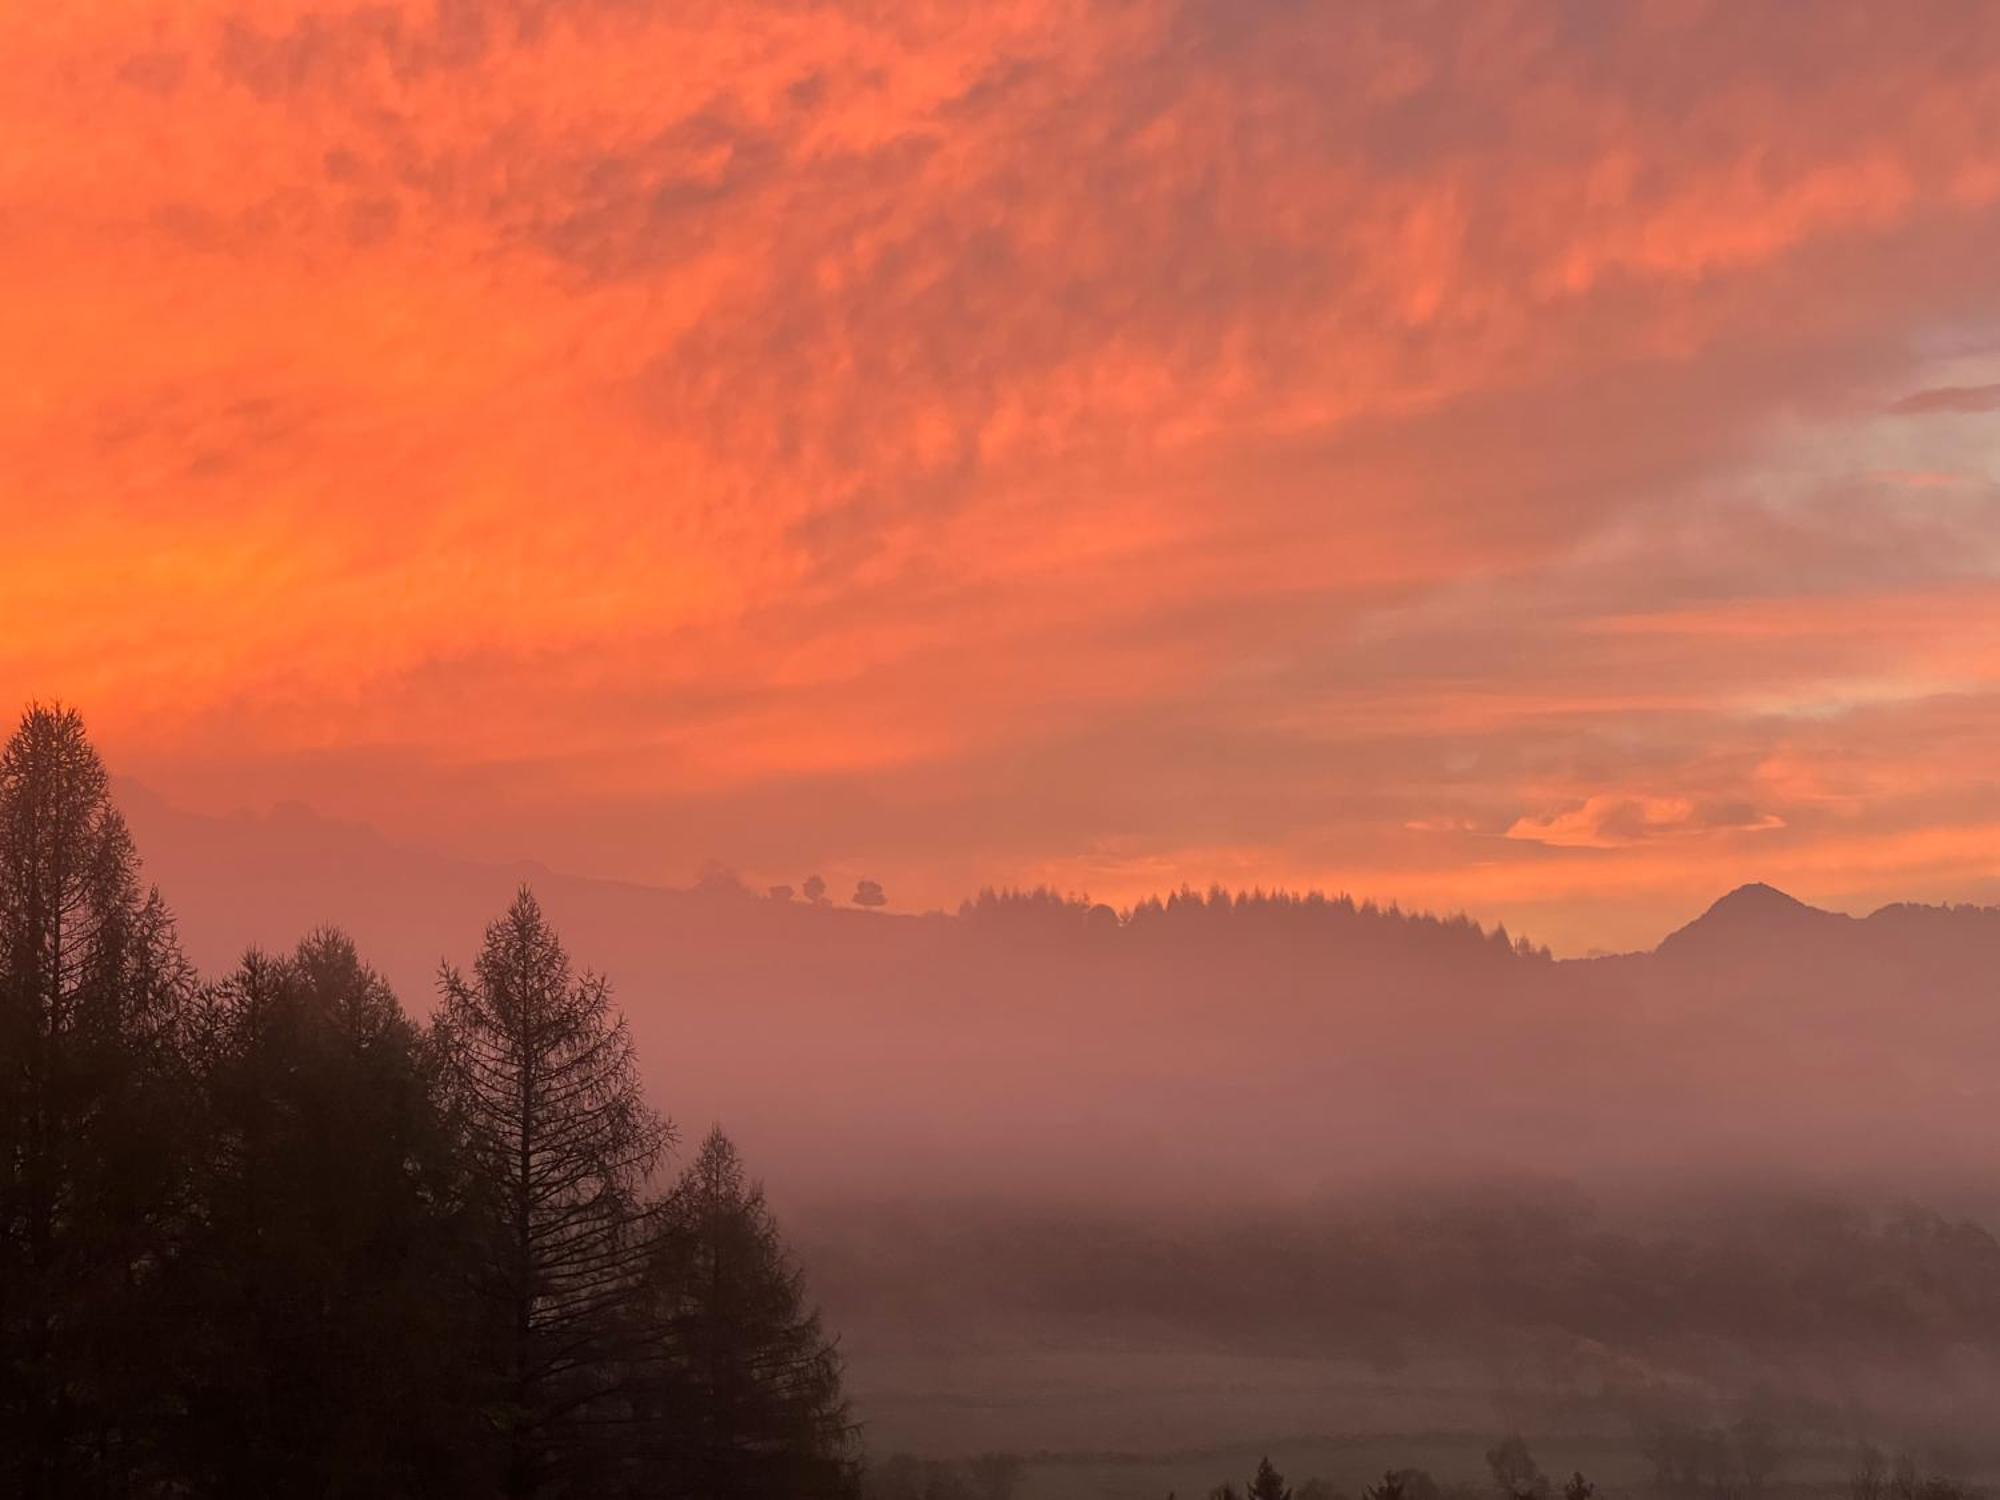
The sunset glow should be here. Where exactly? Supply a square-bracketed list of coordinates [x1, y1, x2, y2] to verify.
[9, 3, 2000, 951]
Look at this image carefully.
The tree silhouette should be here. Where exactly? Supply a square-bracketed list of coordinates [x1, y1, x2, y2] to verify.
[1853, 1446, 1887, 1500]
[1733, 1416, 1781, 1495]
[182, 932, 489, 1496]
[852, 880, 887, 909]
[1248, 1457, 1293, 1500]
[637, 1127, 857, 1498]
[803, 874, 828, 906]
[1488, 1436, 1550, 1500]
[438, 889, 671, 1499]
[0, 706, 869, 1496]
[0, 703, 195, 1494]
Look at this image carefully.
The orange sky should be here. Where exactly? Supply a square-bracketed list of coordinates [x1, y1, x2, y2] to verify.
[6, 1, 2000, 954]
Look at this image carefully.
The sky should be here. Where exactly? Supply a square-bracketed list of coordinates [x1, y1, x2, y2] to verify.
[6, 1, 2000, 954]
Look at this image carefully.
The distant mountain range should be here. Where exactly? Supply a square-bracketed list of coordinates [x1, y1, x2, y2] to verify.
[115, 781, 2000, 1205]
[1654, 877, 2000, 965]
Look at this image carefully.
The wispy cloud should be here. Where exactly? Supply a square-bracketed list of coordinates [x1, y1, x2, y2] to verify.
[1890, 381, 2000, 414]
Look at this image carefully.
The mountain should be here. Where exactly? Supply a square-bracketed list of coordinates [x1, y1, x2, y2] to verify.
[1657, 878, 2000, 968]
[1634, 879, 2000, 1042]
[113, 782, 2000, 1203]
[110, 786, 2000, 1456]
[1655, 880, 1851, 957]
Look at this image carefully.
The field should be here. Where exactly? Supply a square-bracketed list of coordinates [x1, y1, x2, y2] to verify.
[845, 1346, 1998, 1499]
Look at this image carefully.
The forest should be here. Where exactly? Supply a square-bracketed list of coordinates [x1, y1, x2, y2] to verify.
[11, 700, 2000, 1500]
[0, 705, 854, 1498]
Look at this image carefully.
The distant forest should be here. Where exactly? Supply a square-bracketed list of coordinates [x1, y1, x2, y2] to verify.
[951, 885, 1552, 961]
[813, 1186, 2000, 1373]
[0, 706, 854, 1498]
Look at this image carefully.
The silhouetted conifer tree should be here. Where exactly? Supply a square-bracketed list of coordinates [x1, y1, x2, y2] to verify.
[0, 704, 195, 1496]
[438, 889, 670, 1500]
[0, 707, 874, 1498]
[635, 1126, 857, 1498]
[1488, 1436, 1550, 1500]
[181, 932, 490, 1497]
[1248, 1457, 1294, 1500]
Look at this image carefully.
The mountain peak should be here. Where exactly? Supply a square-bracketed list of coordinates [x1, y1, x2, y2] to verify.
[1705, 882, 1810, 918]
[1657, 882, 1844, 957]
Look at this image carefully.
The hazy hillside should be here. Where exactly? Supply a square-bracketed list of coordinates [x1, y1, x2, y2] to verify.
[118, 782, 2000, 1204]
[118, 781, 1557, 1201]
[111, 781, 2000, 1472]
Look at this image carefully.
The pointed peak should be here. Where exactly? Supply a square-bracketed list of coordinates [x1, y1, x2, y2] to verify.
[1704, 882, 1811, 918]
[1658, 882, 1843, 956]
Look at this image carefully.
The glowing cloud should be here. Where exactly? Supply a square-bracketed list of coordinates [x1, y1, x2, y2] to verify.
[5, 2, 2000, 950]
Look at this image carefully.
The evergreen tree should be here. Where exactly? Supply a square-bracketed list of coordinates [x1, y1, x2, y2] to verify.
[1248, 1458, 1293, 1500]
[0, 707, 877, 1498]
[1488, 1437, 1551, 1500]
[0, 704, 195, 1496]
[182, 931, 489, 1497]
[637, 1127, 857, 1498]
[438, 888, 670, 1499]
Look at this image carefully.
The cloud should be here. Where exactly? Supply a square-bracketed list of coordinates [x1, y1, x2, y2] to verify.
[1507, 796, 1786, 851]
[4, 2, 2000, 951]
[1889, 381, 2000, 414]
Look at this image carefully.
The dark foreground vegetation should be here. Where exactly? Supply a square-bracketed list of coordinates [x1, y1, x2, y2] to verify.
[810, 1186, 2000, 1382]
[1174, 1436, 1982, 1500]
[0, 706, 854, 1498]
[860, 1432, 1986, 1500]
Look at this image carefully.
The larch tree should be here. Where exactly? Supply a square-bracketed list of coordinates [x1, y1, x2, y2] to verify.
[0, 704, 195, 1496]
[639, 1126, 857, 1499]
[437, 888, 670, 1500]
[184, 931, 489, 1498]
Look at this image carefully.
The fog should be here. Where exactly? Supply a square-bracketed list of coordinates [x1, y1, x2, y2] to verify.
[114, 782, 2000, 1482]
[121, 783, 2000, 1209]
